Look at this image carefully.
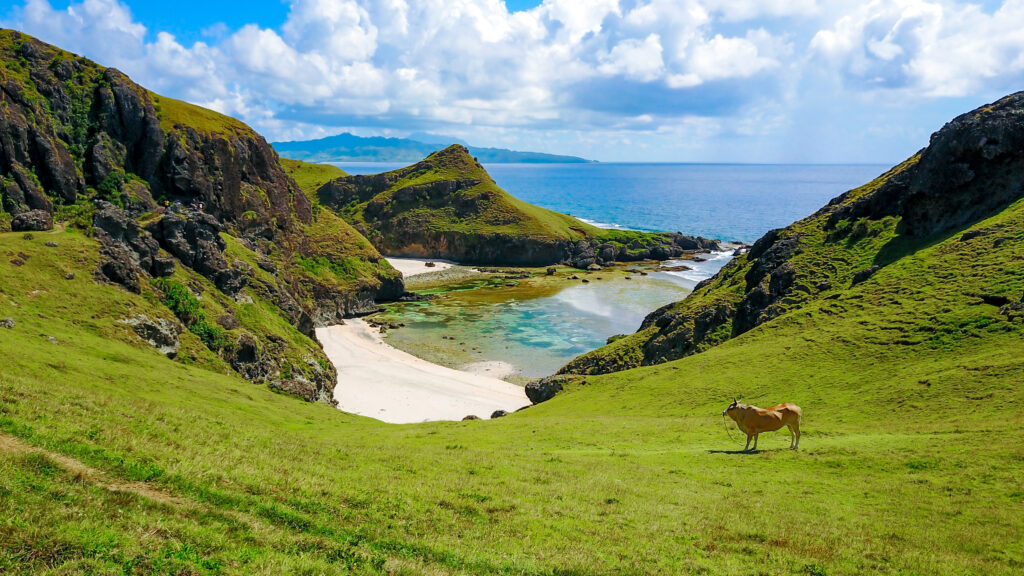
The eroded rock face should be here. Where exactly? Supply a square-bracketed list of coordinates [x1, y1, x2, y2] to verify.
[0, 31, 399, 405]
[0, 31, 309, 238]
[828, 91, 1024, 238]
[146, 209, 247, 295]
[93, 201, 174, 292]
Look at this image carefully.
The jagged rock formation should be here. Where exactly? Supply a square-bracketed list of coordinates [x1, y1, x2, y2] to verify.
[318, 145, 718, 267]
[561, 92, 1024, 376]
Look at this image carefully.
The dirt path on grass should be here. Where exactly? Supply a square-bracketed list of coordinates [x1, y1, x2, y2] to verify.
[0, 432, 184, 506]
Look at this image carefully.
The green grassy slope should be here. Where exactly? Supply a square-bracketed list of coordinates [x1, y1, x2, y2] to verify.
[2, 196, 1022, 574]
[280, 158, 348, 197]
[151, 93, 259, 139]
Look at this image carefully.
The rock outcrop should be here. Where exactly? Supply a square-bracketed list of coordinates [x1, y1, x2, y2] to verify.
[525, 375, 577, 404]
[10, 209, 52, 231]
[120, 314, 182, 358]
[146, 209, 246, 295]
[827, 92, 1024, 238]
[93, 201, 174, 292]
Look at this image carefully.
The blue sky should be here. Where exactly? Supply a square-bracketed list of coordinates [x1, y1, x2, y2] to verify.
[4, 1, 1023, 163]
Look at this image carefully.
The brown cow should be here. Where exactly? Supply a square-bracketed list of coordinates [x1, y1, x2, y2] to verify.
[723, 400, 802, 451]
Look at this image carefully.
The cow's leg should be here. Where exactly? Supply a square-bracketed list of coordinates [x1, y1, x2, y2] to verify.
[744, 434, 752, 452]
[794, 422, 801, 450]
[787, 424, 796, 449]
[752, 433, 759, 451]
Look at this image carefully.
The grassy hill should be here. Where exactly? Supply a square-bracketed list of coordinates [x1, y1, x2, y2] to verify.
[1, 194, 1021, 574]
[317, 145, 718, 266]
[3, 92, 1024, 574]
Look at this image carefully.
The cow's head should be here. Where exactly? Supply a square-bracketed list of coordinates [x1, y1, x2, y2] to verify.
[723, 399, 742, 416]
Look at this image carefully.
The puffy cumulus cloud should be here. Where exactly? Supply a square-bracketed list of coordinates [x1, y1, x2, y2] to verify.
[598, 34, 665, 81]
[810, 0, 1024, 97]
[3, 0, 1024, 161]
[8, 0, 146, 68]
[684, 30, 784, 84]
[282, 0, 377, 61]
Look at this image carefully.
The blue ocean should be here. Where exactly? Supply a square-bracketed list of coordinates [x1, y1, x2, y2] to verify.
[335, 162, 890, 243]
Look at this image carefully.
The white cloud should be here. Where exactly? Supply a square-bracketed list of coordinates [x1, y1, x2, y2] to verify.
[810, 0, 1024, 97]
[2, 0, 1023, 161]
[540, 0, 621, 43]
[598, 34, 664, 81]
[688, 32, 781, 82]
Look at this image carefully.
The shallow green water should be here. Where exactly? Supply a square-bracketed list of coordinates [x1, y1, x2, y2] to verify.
[377, 273, 695, 379]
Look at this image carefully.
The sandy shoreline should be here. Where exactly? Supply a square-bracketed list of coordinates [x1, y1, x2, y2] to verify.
[385, 257, 457, 277]
[316, 320, 530, 424]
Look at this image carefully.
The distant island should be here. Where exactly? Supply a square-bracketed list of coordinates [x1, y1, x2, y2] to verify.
[271, 132, 595, 164]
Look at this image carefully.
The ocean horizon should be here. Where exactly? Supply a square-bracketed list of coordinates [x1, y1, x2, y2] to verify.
[333, 161, 891, 243]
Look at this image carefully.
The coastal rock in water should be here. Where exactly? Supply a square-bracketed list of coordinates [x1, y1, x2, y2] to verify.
[11, 210, 53, 232]
[120, 315, 182, 358]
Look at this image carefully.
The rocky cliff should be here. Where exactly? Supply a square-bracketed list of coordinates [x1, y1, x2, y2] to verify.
[561, 92, 1024, 376]
[0, 30, 402, 402]
[317, 145, 718, 267]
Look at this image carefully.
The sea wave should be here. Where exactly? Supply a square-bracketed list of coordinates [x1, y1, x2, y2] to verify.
[576, 217, 636, 231]
[658, 250, 735, 289]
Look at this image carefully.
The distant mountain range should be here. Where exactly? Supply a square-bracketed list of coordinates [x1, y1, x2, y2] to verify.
[271, 132, 594, 163]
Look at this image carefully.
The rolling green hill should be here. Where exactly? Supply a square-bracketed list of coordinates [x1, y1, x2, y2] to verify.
[1, 33, 1023, 576]
[317, 145, 719, 266]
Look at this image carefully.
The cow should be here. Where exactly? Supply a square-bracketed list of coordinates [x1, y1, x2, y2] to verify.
[723, 400, 802, 451]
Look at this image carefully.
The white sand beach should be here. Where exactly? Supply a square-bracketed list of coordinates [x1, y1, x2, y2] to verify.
[316, 319, 530, 424]
[385, 257, 456, 277]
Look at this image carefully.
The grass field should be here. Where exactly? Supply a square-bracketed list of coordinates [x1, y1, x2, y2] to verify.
[2, 192, 1023, 574]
